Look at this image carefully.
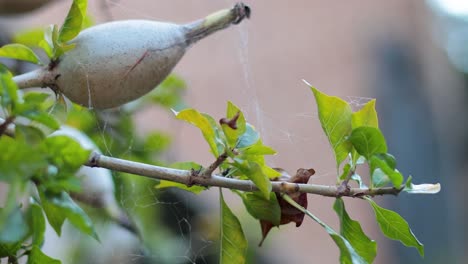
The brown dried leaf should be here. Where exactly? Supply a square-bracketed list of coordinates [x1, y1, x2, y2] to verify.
[258, 168, 314, 246]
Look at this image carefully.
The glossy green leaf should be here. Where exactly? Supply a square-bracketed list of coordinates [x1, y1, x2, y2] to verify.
[28, 246, 61, 264]
[27, 203, 46, 246]
[282, 194, 366, 264]
[176, 109, 219, 157]
[311, 87, 353, 167]
[0, 44, 42, 64]
[59, 0, 88, 43]
[234, 160, 272, 199]
[221, 101, 246, 147]
[339, 163, 352, 181]
[241, 191, 281, 226]
[0, 207, 29, 244]
[43, 135, 91, 174]
[369, 154, 403, 187]
[220, 190, 247, 264]
[334, 198, 376, 263]
[352, 99, 378, 129]
[40, 191, 99, 241]
[349, 126, 387, 160]
[366, 198, 424, 256]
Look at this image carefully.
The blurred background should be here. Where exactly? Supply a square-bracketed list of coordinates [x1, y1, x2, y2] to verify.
[0, 0, 466, 263]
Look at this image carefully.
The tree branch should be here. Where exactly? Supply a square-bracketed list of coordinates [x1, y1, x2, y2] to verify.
[86, 152, 402, 197]
[0, 116, 403, 197]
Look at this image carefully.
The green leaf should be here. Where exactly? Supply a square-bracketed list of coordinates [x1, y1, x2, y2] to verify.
[282, 194, 366, 264]
[366, 198, 424, 257]
[40, 191, 99, 241]
[59, 0, 88, 43]
[0, 241, 21, 258]
[0, 136, 47, 182]
[148, 74, 187, 110]
[0, 65, 19, 108]
[156, 181, 206, 194]
[220, 190, 247, 264]
[221, 101, 246, 147]
[13, 28, 45, 46]
[155, 162, 206, 194]
[311, 87, 353, 167]
[241, 191, 281, 226]
[176, 108, 219, 157]
[27, 203, 46, 246]
[0, 207, 29, 244]
[369, 154, 403, 187]
[234, 160, 272, 199]
[43, 135, 91, 174]
[0, 44, 42, 65]
[240, 139, 276, 155]
[349, 126, 387, 160]
[28, 246, 61, 264]
[352, 99, 378, 129]
[237, 124, 260, 148]
[334, 198, 376, 263]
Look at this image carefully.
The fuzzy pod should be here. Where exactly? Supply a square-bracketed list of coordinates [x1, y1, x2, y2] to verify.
[14, 3, 250, 109]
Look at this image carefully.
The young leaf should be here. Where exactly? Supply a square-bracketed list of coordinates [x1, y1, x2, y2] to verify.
[40, 191, 99, 241]
[219, 190, 247, 264]
[28, 246, 61, 264]
[221, 101, 246, 147]
[0, 44, 42, 65]
[349, 126, 387, 160]
[282, 194, 367, 264]
[176, 109, 219, 157]
[240, 139, 276, 155]
[352, 99, 378, 129]
[366, 198, 424, 257]
[241, 191, 281, 225]
[310, 87, 353, 167]
[237, 124, 260, 148]
[334, 198, 377, 263]
[369, 154, 403, 187]
[59, 0, 88, 43]
[27, 203, 46, 246]
[233, 160, 271, 199]
[43, 135, 91, 174]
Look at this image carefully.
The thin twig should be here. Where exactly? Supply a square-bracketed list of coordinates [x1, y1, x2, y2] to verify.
[87, 152, 402, 197]
[200, 152, 228, 177]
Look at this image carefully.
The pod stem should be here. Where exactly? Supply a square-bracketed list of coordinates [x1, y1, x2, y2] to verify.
[184, 2, 250, 45]
[12, 67, 55, 89]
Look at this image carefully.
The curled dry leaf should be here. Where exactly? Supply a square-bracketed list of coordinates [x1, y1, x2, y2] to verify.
[259, 168, 315, 246]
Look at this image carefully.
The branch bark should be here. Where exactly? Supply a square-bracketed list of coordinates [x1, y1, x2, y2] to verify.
[87, 152, 402, 198]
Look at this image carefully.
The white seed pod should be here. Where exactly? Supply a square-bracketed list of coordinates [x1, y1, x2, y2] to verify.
[13, 3, 250, 109]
